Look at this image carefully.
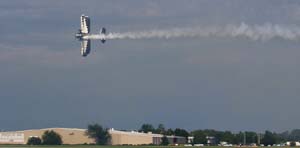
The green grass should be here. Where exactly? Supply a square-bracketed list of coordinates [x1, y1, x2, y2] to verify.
[1, 146, 209, 147]
[0, 146, 292, 148]
[0, 146, 186, 147]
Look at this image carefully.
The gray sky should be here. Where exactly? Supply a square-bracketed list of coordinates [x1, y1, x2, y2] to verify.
[1, 0, 300, 132]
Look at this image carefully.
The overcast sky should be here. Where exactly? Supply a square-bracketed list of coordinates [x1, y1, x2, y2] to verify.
[1, 0, 300, 132]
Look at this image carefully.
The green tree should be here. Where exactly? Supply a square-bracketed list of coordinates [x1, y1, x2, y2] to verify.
[42, 130, 62, 145]
[220, 131, 235, 144]
[261, 131, 277, 146]
[233, 132, 244, 144]
[245, 131, 257, 144]
[161, 135, 169, 145]
[156, 124, 166, 134]
[165, 128, 174, 135]
[27, 137, 42, 145]
[174, 128, 189, 139]
[139, 124, 155, 133]
[86, 124, 111, 145]
[289, 129, 300, 141]
[191, 130, 207, 144]
[278, 131, 289, 142]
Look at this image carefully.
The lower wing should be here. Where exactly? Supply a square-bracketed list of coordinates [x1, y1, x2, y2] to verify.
[81, 40, 91, 57]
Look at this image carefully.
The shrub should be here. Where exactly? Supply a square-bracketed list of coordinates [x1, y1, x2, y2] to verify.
[42, 130, 62, 145]
[27, 137, 42, 145]
[86, 124, 111, 145]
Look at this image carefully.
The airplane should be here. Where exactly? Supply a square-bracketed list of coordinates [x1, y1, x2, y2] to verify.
[75, 15, 106, 57]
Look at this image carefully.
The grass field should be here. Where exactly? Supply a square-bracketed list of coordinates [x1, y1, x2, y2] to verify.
[0, 146, 291, 148]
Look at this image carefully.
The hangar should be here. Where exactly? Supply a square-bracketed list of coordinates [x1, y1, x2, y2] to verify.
[0, 128, 93, 145]
[109, 128, 186, 145]
[0, 128, 186, 145]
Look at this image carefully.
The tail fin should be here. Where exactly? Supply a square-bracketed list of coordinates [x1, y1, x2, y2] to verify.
[100, 27, 106, 43]
[100, 27, 106, 34]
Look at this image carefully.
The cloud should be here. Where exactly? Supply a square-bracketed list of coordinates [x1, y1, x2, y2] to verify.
[2, 0, 300, 132]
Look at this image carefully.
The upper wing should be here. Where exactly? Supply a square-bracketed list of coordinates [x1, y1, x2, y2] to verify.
[80, 40, 91, 57]
[80, 15, 90, 34]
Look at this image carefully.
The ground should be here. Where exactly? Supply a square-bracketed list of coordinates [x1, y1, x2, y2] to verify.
[0, 146, 291, 148]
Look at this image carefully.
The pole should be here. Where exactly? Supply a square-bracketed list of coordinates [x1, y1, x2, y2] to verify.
[244, 132, 246, 145]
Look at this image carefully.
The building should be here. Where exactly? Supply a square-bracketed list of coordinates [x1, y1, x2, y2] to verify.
[286, 141, 300, 146]
[109, 128, 186, 145]
[188, 136, 194, 144]
[0, 128, 94, 145]
[109, 129, 154, 145]
[0, 127, 186, 145]
[206, 136, 217, 145]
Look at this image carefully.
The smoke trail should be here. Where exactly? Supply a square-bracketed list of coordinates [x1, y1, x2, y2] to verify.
[85, 23, 300, 41]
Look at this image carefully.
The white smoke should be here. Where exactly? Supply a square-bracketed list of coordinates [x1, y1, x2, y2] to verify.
[85, 23, 300, 41]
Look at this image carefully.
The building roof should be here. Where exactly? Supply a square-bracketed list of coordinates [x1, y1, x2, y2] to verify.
[109, 128, 185, 138]
[3, 127, 87, 133]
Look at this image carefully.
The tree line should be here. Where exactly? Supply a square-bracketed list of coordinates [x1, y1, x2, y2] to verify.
[27, 123, 300, 146]
[136, 123, 300, 146]
[191, 129, 300, 146]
